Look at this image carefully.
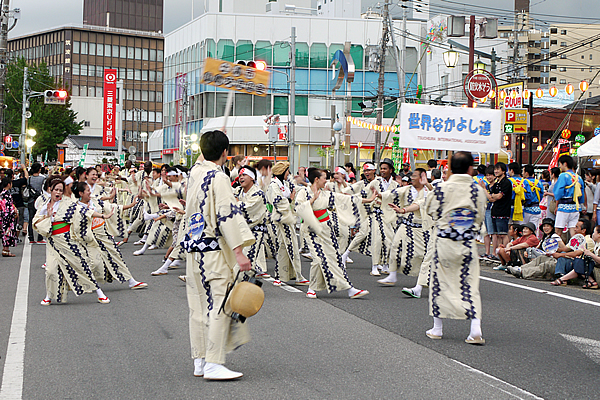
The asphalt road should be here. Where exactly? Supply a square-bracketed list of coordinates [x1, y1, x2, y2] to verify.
[1, 239, 599, 400]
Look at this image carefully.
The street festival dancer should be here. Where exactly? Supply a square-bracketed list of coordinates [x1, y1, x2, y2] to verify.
[423, 152, 487, 345]
[185, 130, 255, 380]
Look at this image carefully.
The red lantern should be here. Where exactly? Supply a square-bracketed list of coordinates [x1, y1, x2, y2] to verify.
[565, 84, 574, 95]
[561, 129, 572, 139]
[580, 81, 589, 92]
[535, 88, 543, 98]
[549, 86, 558, 97]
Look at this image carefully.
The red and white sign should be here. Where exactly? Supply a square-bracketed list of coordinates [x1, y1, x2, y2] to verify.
[465, 73, 493, 100]
[162, 148, 177, 155]
[103, 69, 117, 147]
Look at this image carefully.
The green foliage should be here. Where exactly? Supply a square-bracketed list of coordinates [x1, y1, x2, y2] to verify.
[4, 58, 82, 160]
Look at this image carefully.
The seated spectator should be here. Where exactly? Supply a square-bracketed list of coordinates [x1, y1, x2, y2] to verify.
[508, 218, 564, 279]
[497, 222, 539, 268]
[550, 219, 594, 286]
[494, 223, 520, 270]
[580, 224, 600, 289]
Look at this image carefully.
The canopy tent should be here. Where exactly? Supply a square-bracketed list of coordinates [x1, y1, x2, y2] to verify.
[576, 134, 600, 158]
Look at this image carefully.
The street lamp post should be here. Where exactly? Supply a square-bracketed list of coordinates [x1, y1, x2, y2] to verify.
[140, 131, 147, 162]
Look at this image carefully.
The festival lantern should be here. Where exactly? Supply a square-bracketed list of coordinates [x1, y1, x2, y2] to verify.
[504, 135, 509, 141]
[522, 143, 526, 149]
[503, 140, 510, 147]
[511, 90, 517, 99]
[565, 84, 574, 95]
[480, 96, 487, 103]
[368, 123, 373, 130]
[536, 88, 544, 98]
[574, 142, 582, 148]
[561, 129, 572, 139]
[594, 126, 600, 136]
[523, 90, 531, 100]
[357, 141, 363, 148]
[546, 138, 552, 144]
[347, 116, 352, 122]
[580, 81, 589, 92]
[537, 145, 543, 151]
[575, 134, 586, 143]
[533, 137, 538, 143]
[499, 90, 507, 100]
[488, 90, 496, 99]
[549, 86, 558, 97]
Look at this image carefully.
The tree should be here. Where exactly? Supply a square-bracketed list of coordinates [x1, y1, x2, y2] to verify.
[4, 58, 82, 161]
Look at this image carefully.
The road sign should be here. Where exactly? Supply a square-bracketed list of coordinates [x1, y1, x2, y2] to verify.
[128, 155, 136, 161]
[128, 145, 136, 154]
[504, 124, 514, 134]
[4, 135, 12, 143]
[12, 141, 19, 149]
[504, 109, 528, 134]
[185, 148, 192, 156]
[0, 143, 4, 151]
[24, 111, 32, 119]
[119, 153, 125, 166]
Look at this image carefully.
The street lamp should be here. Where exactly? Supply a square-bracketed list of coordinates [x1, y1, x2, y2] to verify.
[191, 143, 199, 152]
[140, 131, 148, 162]
[443, 45, 459, 68]
[474, 56, 486, 72]
[27, 128, 37, 137]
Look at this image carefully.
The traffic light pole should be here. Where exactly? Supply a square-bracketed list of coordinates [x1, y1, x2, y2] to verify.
[117, 79, 123, 164]
[19, 66, 28, 166]
[289, 26, 297, 173]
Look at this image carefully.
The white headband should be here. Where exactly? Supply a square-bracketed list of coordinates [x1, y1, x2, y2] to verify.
[167, 171, 178, 176]
[239, 168, 256, 181]
[64, 176, 74, 185]
[363, 163, 376, 171]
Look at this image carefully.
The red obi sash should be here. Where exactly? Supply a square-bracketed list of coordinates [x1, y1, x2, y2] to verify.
[52, 221, 71, 235]
[313, 209, 330, 222]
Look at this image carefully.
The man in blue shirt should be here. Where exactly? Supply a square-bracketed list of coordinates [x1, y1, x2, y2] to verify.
[522, 164, 544, 231]
[553, 155, 584, 237]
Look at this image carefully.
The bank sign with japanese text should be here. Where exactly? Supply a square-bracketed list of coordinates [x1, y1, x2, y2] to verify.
[399, 103, 502, 153]
[201, 58, 270, 97]
[103, 69, 117, 147]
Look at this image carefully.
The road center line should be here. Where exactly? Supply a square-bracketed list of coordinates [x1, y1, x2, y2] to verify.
[0, 243, 31, 400]
[480, 276, 600, 308]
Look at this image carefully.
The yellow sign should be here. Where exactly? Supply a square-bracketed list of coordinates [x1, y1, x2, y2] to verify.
[498, 82, 524, 109]
[504, 109, 528, 134]
[201, 57, 270, 97]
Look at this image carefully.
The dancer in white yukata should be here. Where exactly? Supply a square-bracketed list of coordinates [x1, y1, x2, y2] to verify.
[185, 130, 255, 380]
[378, 168, 431, 289]
[423, 152, 487, 345]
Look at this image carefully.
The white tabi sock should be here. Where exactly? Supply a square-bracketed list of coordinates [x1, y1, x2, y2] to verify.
[157, 259, 172, 273]
[427, 317, 443, 337]
[142, 234, 148, 241]
[388, 271, 397, 280]
[128, 278, 140, 287]
[348, 287, 360, 296]
[469, 318, 482, 339]
[134, 242, 150, 255]
[171, 259, 182, 267]
[96, 288, 106, 298]
[411, 284, 423, 298]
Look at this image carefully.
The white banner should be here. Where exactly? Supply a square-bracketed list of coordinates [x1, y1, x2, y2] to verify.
[399, 103, 502, 153]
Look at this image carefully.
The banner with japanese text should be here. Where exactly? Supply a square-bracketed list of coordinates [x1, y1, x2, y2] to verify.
[103, 69, 117, 147]
[399, 103, 502, 153]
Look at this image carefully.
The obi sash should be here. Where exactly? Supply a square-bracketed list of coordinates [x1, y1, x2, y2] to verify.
[52, 221, 71, 235]
[313, 209, 330, 223]
[92, 217, 105, 230]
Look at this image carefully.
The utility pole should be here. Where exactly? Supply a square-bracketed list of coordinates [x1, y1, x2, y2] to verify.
[375, 0, 390, 168]
[19, 66, 27, 166]
[330, 104, 336, 168]
[468, 15, 475, 107]
[289, 26, 297, 173]
[0, 0, 9, 146]
[116, 79, 123, 164]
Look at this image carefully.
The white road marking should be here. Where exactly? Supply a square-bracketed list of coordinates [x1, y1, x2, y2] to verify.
[560, 334, 600, 364]
[453, 360, 545, 400]
[480, 276, 600, 308]
[262, 277, 303, 293]
[0, 243, 32, 400]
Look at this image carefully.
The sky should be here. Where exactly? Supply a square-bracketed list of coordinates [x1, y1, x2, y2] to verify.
[7, 0, 600, 39]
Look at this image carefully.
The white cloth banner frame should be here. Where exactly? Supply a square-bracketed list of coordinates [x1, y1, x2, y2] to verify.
[399, 103, 502, 153]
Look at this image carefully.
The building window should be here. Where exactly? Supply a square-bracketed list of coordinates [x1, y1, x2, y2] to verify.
[89, 43, 96, 55]
[119, 67, 126, 79]
[135, 48, 141, 60]
[310, 43, 328, 68]
[84, 121, 90, 127]
[559, 67, 566, 72]
[81, 64, 88, 76]
[134, 69, 141, 80]
[96, 43, 103, 56]
[81, 42, 88, 55]
[560, 42, 567, 47]
[126, 89, 133, 100]
[560, 79, 566, 84]
[550, 28, 557, 34]
[96, 87, 102, 97]
[104, 44, 111, 57]
[561, 29, 567, 35]
[127, 46, 134, 59]
[113, 45, 119, 58]
[96, 68, 103, 78]
[142, 90, 148, 101]
[134, 90, 141, 101]
[73, 41, 80, 54]
[127, 68, 134, 80]
[441, 74, 448, 96]
[157, 50, 163, 62]
[142, 70, 148, 81]
[142, 48, 149, 61]
[157, 71, 163, 82]
[88, 86, 95, 97]
[72, 85, 79, 96]
[591, 54, 593, 60]
[73, 64, 80, 75]
[80, 85, 87, 95]
[88, 65, 95, 77]
[254, 41, 272, 65]
[150, 49, 156, 61]
[217, 39, 234, 62]
[120, 46, 127, 58]
[149, 70, 156, 81]
[550, 77, 557, 83]
[149, 91, 155, 102]
[156, 92, 163, 102]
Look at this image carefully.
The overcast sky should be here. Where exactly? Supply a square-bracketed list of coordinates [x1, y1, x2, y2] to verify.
[8, 0, 600, 39]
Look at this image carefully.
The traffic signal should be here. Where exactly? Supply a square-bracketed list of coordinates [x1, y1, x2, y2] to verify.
[44, 90, 68, 104]
[358, 100, 374, 116]
[236, 60, 267, 70]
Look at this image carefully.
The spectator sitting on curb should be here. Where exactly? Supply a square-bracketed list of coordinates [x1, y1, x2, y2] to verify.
[497, 222, 539, 268]
[494, 223, 521, 270]
[508, 218, 565, 279]
[550, 219, 594, 286]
